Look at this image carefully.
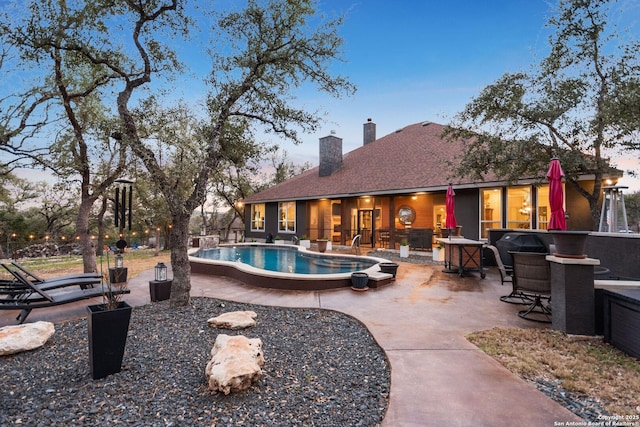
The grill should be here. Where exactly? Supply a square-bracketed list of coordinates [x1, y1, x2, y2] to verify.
[495, 233, 547, 268]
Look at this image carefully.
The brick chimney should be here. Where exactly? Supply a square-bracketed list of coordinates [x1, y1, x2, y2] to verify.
[319, 132, 342, 177]
[363, 118, 376, 145]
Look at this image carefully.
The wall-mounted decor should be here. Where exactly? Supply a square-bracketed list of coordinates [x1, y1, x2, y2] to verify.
[397, 205, 416, 225]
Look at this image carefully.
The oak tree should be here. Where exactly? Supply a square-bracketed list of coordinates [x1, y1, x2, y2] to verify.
[444, 0, 640, 229]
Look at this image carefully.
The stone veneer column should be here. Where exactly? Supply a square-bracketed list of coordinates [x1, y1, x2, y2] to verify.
[547, 255, 600, 336]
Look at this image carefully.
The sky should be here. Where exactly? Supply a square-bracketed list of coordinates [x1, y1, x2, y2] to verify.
[8, 0, 640, 192]
[253, 0, 640, 192]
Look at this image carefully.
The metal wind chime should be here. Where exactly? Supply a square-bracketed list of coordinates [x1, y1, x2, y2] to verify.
[114, 179, 134, 266]
[114, 179, 134, 233]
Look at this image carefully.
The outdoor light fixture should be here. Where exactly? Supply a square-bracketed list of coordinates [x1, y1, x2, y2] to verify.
[155, 262, 168, 281]
[149, 262, 172, 302]
[115, 253, 124, 269]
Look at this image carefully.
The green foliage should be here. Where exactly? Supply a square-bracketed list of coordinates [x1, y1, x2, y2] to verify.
[624, 191, 640, 233]
[1, 0, 354, 305]
[444, 0, 640, 229]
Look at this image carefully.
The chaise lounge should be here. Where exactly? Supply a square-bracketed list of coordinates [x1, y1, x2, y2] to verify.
[1, 262, 102, 296]
[7, 261, 102, 286]
[0, 270, 129, 324]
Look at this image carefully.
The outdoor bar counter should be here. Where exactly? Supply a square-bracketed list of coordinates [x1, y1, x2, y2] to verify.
[436, 237, 486, 278]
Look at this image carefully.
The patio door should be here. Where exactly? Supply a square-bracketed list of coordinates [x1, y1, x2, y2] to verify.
[358, 209, 373, 246]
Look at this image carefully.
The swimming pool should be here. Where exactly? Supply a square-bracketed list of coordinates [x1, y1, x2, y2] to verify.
[189, 243, 394, 290]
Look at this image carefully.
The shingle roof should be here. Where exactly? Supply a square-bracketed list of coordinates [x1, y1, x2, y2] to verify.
[244, 121, 495, 203]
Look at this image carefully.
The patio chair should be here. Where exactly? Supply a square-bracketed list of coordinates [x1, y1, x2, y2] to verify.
[378, 230, 390, 248]
[486, 245, 533, 305]
[0, 269, 129, 324]
[510, 251, 552, 323]
[486, 245, 513, 286]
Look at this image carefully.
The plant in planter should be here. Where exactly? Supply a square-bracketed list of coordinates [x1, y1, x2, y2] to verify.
[324, 236, 332, 252]
[432, 241, 445, 262]
[299, 235, 311, 248]
[400, 238, 409, 258]
[87, 253, 132, 380]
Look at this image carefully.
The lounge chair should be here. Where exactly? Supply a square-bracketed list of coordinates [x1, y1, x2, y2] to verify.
[1, 262, 102, 294]
[8, 261, 102, 286]
[0, 270, 129, 324]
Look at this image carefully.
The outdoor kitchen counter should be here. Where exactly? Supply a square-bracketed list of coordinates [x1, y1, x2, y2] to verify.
[436, 237, 486, 278]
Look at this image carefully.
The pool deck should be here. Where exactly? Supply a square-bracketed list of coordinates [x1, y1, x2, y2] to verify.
[1, 259, 582, 426]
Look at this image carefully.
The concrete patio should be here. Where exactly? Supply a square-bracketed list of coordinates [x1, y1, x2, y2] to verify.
[1, 261, 582, 426]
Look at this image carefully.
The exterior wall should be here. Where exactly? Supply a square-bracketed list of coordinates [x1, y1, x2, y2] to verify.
[566, 181, 596, 230]
[243, 181, 600, 245]
[455, 189, 480, 240]
[244, 201, 309, 242]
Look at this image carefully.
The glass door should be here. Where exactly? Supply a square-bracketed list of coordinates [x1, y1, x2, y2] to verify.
[358, 209, 373, 246]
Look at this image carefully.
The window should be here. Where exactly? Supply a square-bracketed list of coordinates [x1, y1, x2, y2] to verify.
[250, 204, 265, 231]
[278, 201, 296, 233]
[507, 186, 532, 229]
[480, 189, 502, 239]
[537, 185, 550, 230]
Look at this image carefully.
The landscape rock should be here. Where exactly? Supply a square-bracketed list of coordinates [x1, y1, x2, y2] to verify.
[205, 334, 264, 394]
[207, 311, 257, 330]
[0, 321, 55, 356]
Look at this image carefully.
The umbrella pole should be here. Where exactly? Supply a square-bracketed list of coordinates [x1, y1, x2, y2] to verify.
[442, 229, 457, 274]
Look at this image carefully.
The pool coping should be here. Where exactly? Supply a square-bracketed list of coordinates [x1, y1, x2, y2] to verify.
[188, 243, 395, 290]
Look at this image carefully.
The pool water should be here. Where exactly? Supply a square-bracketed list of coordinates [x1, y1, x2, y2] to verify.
[194, 245, 377, 275]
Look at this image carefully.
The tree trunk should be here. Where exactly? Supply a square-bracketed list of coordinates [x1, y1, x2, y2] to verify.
[589, 195, 601, 231]
[77, 198, 98, 273]
[169, 212, 192, 307]
[154, 228, 161, 256]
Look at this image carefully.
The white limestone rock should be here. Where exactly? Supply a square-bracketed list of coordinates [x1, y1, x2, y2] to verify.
[0, 321, 55, 356]
[207, 311, 257, 330]
[205, 334, 264, 395]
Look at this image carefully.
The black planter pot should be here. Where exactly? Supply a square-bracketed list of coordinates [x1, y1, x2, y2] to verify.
[149, 280, 173, 302]
[549, 231, 590, 258]
[87, 301, 132, 380]
[379, 262, 399, 278]
[351, 272, 369, 291]
[108, 267, 128, 284]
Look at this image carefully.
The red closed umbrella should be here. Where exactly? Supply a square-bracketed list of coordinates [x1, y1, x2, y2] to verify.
[445, 184, 457, 230]
[547, 158, 567, 231]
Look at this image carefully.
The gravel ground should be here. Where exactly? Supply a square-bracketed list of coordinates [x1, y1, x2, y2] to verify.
[1, 298, 390, 426]
[534, 379, 612, 423]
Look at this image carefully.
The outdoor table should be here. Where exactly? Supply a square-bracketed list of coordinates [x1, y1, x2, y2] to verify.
[436, 237, 486, 278]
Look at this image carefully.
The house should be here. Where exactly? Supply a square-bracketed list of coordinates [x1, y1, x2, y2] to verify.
[242, 119, 613, 249]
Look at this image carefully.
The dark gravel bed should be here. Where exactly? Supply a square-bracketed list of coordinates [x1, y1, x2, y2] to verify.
[534, 378, 611, 423]
[1, 298, 390, 426]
